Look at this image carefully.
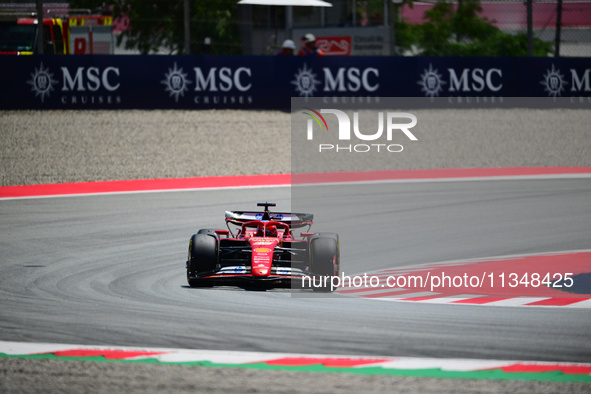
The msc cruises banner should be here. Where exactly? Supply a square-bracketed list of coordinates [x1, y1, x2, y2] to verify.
[0, 55, 590, 109]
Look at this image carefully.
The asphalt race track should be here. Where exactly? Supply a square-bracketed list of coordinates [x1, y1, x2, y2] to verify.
[1, 177, 590, 363]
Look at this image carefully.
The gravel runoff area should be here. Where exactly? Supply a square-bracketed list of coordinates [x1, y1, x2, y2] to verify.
[1, 109, 591, 393]
[1, 108, 591, 186]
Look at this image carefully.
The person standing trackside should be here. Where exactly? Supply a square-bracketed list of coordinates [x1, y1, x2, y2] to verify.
[298, 33, 325, 56]
[276, 39, 296, 56]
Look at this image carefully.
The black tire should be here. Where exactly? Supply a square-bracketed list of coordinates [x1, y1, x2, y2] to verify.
[197, 228, 218, 235]
[187, 233, 218, 287]
[316, 232, 339, 244]
[310, 236, 340, 292]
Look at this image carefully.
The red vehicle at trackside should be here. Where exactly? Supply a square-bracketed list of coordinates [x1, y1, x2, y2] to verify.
[186, 203, 340, 291]
[0, 9, 112, 55]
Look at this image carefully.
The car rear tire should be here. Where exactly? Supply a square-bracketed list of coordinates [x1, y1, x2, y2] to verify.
[310, 235, 340, 292]
[187, 233, 217, 287]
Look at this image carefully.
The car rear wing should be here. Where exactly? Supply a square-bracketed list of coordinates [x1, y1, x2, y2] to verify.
[225, 210, 313, 228]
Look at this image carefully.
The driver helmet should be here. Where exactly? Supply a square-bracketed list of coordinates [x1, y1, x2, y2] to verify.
[265, 225, 277, 237]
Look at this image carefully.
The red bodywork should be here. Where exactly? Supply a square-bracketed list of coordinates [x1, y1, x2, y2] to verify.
[186, 203, 339, 290]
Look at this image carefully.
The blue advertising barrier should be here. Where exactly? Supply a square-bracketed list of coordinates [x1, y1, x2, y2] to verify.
[0, 55, 590, 109]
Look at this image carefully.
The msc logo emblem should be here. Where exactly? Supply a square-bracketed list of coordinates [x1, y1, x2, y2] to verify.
[417, 64, 446, 97]
[417, 64, 503, 97]
[27, 62, 58, 103]
[292, 63, 379, 97]
[540, 64, 567, 97]
[291, 63, 321, 97]
[162, 63, 191, 102]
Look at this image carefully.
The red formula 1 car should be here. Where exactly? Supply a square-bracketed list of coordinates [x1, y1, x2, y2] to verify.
[186, 202, 340, 291]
